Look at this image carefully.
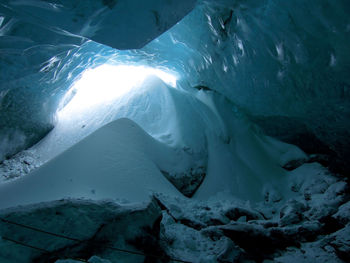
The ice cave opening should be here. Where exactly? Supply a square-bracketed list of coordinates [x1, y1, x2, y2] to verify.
[57, 64, 177, 120]
[0, 0, 349, 262]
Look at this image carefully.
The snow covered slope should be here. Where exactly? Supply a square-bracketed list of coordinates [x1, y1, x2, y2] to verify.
[0, 75, 310, 207]
[0, 118, 183, 210]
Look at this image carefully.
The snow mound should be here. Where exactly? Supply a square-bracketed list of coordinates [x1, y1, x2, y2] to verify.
[0, 118, 185, 210]
[2, 76, 312, 204]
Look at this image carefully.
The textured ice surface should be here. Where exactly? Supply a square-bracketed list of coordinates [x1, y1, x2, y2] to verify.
[0, 1, 349, 261]
[0, 0, 194, 161]
[0, 0, 196, 50]
[143, 0, 350, 174]
[1, 0, 349, 172]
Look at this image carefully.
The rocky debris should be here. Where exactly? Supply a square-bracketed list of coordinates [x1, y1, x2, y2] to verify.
[288, 163, 337, 196]
[274, 238, 343, 263]
[224, 206, 264, 222]
[154, 194, 237, 229]
[0, 150, 41, 182]
[158, 210, 244, 262]
[329, 224, 350, 262]
[270, 223, 350, 263]
[283, 154, 332, 171]
[283, 158, 309, 171]
[308, 154, 331, 165]
[216, 238, 242, 263]
[333, 201, 350, 225]
[279, 200, 308, 226]
[161, 167, 206, 197]
[153, 163, 350, 262]
[200, 220, 322, 261]
[0, 198, 166, 263]
[56, 256, 112, 263]
[304, 181, 349, 222]
[0, 162, 349, 262]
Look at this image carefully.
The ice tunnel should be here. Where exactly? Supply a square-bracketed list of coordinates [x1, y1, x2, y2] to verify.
[0, 1, 350, 262]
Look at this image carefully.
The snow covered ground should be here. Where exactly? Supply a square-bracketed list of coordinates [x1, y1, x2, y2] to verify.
[1, 76, 306, 202]
[0, 160, 348, 262]
[0, 76, 349, 262]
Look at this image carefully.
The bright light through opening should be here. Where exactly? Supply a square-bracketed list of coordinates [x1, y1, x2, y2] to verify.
[58, 64, 177, 118]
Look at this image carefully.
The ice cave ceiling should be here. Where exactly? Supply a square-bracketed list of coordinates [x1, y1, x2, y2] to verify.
[0, 0, 350, 175]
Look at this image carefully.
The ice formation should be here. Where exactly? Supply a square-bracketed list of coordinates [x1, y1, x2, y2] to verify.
[0, 0, 349, 262]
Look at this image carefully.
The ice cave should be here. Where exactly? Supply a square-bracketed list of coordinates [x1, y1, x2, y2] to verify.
[0, 0, 349, 262]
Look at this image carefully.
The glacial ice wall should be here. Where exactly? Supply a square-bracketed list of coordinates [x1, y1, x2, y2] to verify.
[0, 0, 195, 160]
[144, 0, 350, 174]
[0, 0, 349, 174]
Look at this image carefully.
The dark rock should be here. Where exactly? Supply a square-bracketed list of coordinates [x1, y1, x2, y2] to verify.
[217, 238, 242, 263]
[319, 216, 344, 235]
[329, 224, 350, 262]
[218, 220, 323, 261]
[224, 207, 264, 222]
[279, 200, 307, 226]
[193, 85, 212, 91]
[219, 223, 288, 261]
[161, 168, 206, 197]
[283, 158, 309, 171]
[251, 115, 350, 177]
[333, 201, 350, 225]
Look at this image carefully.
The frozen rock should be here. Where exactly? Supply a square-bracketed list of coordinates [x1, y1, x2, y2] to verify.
[88, 256, 112, 263]
[304, 179, 349, 221]
[216, 238, 242, 263]
[237, 216, 247, 223]
[212, 220, 323, 261]
[305, 204, 338, 223]
[274, 238, 343, 263]
[224, 206, 264, 222]
[282, 157, 309, 171]
[161, 167, 206, 197]
[324, 181, 348, 206]
[155, 195, 235, 230]
[333, 201, 350, 225]
[279, 200, 307, 226]
[55, 260, 82, 263]
[0, 150, 41, 182]
[288, 163, 336, 197]
[329, 224, 350, 262]
[0, 198, 162, 263]
[159, 212, 233, 263]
